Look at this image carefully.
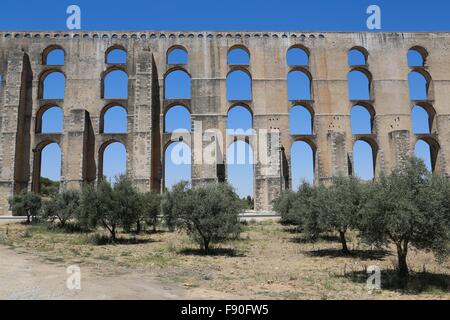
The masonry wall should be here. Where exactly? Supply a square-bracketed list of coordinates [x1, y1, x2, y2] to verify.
[1, 31, 450, 214]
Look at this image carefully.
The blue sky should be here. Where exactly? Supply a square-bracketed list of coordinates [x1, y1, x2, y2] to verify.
[1, 0, 442, 197]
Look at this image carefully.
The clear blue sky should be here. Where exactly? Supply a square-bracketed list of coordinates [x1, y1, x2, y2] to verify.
[1, 0, 442, 197]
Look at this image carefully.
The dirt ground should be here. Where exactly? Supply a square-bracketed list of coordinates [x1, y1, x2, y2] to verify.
[0, 220, 449, 300]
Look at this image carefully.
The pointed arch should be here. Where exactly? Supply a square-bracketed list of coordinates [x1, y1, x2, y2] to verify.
[348, 47, 368, 66]
[408, 69, 431, 100]
[40, 70, 65, 99]
[351, 104, 374, 134]
[100, 104, 128, 133]
[348, 68, 371, 101]
[164, 104, 191, 133]
[227, 104, 253, 133]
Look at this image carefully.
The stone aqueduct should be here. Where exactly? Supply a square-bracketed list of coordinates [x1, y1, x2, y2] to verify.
[0, 30, 449, 214]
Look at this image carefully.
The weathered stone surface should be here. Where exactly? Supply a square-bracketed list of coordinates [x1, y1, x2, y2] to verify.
[0, 31, 448, 213]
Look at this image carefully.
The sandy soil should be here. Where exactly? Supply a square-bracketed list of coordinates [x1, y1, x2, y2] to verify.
[0, 245, 190, 299]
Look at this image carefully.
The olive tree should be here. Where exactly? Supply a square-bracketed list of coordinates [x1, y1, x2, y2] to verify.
[41, 190, 81, 227]
[140, 192, 161, 232]
[316, 176, 364, 253]
[360, 157, 450, 279]
[9, 191, 42, 223]
[166, 182, 242, 254]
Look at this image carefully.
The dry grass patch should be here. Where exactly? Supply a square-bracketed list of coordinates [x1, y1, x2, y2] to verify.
[0, 220, 448, 299]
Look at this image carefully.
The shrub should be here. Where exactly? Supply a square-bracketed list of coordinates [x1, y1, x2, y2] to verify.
[166, 181, 242, 254]
[272, 190, 297, 224]
[289, 182, 325, 240]
[140, 191, 161, 232]
[41, 189, 81, 227]
[360, 157, 450, 279]
[316, 176, 364, 253]
[9, 191, 42, 223]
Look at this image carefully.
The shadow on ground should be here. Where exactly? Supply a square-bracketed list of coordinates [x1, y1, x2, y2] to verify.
[178, 247, 245, 257]
[304, 248, 391, 261]
[342, 269, 450, 294]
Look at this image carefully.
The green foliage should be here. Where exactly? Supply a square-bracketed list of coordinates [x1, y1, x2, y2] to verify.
[140, 191, 161, 232]
[9, 191, 42, 223]
[41, 189, 81, 227]
[316, 176, 365, 253]
[163, 181, 242, 254]
[360, 157, 450, 278]
[39, 177, 60, 197]
[272, 190, 297, 224]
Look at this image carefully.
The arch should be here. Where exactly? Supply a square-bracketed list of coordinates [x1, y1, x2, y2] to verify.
[36, 105, 63, 133]
[286, 46, 309, 66]
[415, 137, 439, 172]
[99, 140, 127, 182]
[164, 141, 192, 190]
[352, 139, 377, 180]
[227, 140, 254, 199]
[291, 140, 315, 190]
[164, 105, 191, 133]
[408, 69, 431, 100]
[348, 47, 368, 66]
[227, 105, 253, 133]
[351, 104, 373, 134]
[287, 69, 311, 101]
[412, 102, 435, 134]
[102, 68, 128, 99]
[227, 69, 252, 101]
[101, 105, 128, 133]
[228, 46, 250, 65]
[407, 46, 428, 67]
[33, 142, 62, 195]
[42, 45, 65, 65]
[164, 68, 191, 99]
[289, 105, 313, 135]
[40, 70, 65, 99]
[106, 46, 127, 64]
[348, 68, 371, 100]
[167, 46, 188, 64]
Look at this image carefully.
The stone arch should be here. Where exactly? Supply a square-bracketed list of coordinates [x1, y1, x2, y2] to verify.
[163, 140, 192, 190]
[286, 45, 309, 66]
[101, 66, 129, 99]
[227, 103, 253, 133]
[351, 103, 375, 134]
[348, 46, 368, 66]
[415, 137, 440, 172]
[290, 138, 316, 189]
[226, 139, 255, 201]
[39, 69, 65, 99]
[226, 67, 252, 101]
[352, 138, 378, 180]
[164, 67, 191, 99]
[411, 102, 435, 134]
[408, 46, 428, 67]
[164, 104, 191, 132]
[32, 140, 62, 194]
[42, 45, 65, 65]
[227, 45, 250, 65]
[35, 104, 63, 133]
[348, 67, 372, 101]
[287, 67, 312, 101]
[99, 103, 128, 133]
[289, 104, 314, 135]
[98, 139, 127, 181]
[167, 45, 188, 65]
[105, 45, 127, 64]
[408, 68, 432, 100]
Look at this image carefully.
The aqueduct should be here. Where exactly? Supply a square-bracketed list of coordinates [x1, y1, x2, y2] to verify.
[0, 30, 449, 213]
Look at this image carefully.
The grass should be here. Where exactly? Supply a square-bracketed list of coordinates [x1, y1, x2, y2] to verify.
[0, 221, 449, 299]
